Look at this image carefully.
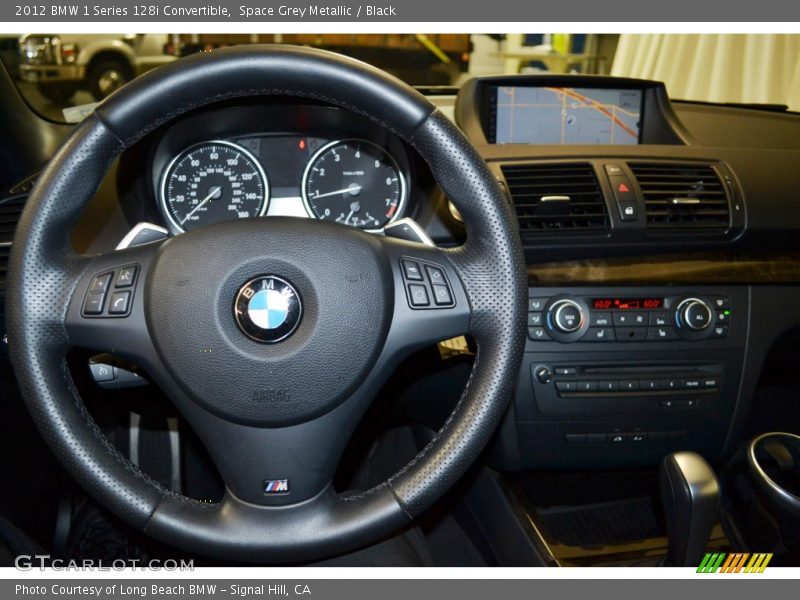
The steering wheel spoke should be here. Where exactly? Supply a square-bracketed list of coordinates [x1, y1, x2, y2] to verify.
[64, 240, 163, 371]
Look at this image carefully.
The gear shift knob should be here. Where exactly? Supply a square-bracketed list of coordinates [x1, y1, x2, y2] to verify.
[659, 451, 720, 567]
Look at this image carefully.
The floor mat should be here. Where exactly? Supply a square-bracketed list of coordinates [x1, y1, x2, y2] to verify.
[536, 497, 663, 547]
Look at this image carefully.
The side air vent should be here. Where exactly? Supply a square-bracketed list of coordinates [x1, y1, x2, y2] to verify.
[0, 196, 26, 245]
[0, 245, 8, 291]
[629, 162, 730, 231]
[501, 162, 609, 235]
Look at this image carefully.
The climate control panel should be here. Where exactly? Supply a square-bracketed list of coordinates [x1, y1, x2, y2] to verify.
[528, 292, 731, 344]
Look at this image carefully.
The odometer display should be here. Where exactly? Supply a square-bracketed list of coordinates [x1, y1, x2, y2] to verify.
[302, 139, 405, 230]
[160, 141, 269, 232]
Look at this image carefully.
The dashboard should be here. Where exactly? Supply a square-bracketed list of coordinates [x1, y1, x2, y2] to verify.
[7, 68, 800, 479]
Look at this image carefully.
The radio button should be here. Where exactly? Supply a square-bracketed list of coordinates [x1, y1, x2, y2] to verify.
[620, 380, 640, 391]
[597, 380, 619, 392]
[590, 312, 612, 327]
[556, 381, 577, 392]
[554, 367, 577, 376]
[640, 379, 662, 391]
[662, 379, 681, 390]
[577, 381, 597, 393]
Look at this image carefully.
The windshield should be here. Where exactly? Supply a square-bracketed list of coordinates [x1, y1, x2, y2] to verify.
[3, 33, 799, 123]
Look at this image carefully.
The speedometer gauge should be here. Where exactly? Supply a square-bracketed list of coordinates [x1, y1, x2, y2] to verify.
[160, 141, 269, 233]
[301, 139, 405, 231]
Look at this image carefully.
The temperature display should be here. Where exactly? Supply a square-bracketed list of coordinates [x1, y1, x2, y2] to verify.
[592, 298, 664, 310]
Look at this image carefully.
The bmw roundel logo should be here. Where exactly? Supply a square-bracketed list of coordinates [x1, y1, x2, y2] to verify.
[234, 276, 302, 343]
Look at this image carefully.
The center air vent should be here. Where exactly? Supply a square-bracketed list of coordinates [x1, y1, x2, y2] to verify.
[501, 163, 609, 235]
[629, 162, 730, 231]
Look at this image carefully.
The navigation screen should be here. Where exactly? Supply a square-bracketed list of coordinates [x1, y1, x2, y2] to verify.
[493, 86, 643, 145]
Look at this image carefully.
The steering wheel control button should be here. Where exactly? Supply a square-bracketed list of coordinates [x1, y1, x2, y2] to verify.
[234, 276, 302, 343]
[408, 284, 430, 307]
[432, 284, 452, 306]
[108, 291, 131, 315]
[400, 258, 455, 309]
[552, 300, 583, 333]
[89, 273, 112, 294]
[401, 260, 423, 281]
[82, 292, 106, 315]
[115, 265, 138, 288]
[425, 265, 446, 285]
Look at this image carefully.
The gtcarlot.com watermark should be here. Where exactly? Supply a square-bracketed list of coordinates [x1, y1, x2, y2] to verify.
[14, 554, 194, 571]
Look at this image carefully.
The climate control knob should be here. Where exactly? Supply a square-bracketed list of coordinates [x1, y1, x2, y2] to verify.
[677, 298, 713, 331]
[551, 299, 584, 333]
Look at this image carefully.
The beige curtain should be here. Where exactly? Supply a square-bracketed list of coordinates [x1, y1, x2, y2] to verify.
[611, 34, 800, 111]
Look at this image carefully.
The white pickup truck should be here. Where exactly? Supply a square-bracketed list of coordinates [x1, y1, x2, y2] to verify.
[18, 33, 176, 102]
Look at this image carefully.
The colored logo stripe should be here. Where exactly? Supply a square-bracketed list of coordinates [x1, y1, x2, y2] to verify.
[697, 552, 773, 573]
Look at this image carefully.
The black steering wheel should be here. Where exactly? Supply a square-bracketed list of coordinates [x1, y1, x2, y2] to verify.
[7, 46, 526, 563]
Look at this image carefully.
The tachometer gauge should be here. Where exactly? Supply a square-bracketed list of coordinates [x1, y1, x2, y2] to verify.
[302, 139, 405, 231]
[160, 141, 269, 233]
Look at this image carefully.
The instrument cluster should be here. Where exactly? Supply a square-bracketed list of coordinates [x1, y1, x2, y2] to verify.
[151, 105, 412, 234]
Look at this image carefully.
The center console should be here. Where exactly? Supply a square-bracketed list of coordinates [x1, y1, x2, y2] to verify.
[512, 285, 748, 469]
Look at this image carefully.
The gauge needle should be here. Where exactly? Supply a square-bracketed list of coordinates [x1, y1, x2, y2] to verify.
[181, 186, 222, 225]
[311, 184, 363, 199]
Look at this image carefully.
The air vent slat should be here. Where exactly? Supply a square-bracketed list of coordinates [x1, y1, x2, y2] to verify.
[630, 162, 730, 232]
[501, 163, 609, 235]
[0, 246, 9, 292]
[0, 196, 26, 245]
